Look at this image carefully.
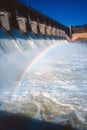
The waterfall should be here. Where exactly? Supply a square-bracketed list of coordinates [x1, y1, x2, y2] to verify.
[0, 27, 68, 55]
[0, 27, 67, 94]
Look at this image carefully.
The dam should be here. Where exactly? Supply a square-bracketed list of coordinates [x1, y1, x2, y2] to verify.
[0, 0, 71, 54]
[0, 1, 87, 130]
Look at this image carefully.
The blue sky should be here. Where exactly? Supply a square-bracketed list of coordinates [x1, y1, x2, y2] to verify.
[20, 0, 87, 26]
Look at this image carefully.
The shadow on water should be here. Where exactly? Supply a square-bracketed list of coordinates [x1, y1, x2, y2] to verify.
[0, 110, 80, 130]
[0, 27, 27, 39]
[0, 27, 57, 40]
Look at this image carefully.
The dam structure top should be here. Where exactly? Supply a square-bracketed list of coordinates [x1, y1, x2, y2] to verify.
[0, 0, 71, 42]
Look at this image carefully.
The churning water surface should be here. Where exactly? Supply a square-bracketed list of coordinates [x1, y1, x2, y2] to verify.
[0, 28, 87, 130]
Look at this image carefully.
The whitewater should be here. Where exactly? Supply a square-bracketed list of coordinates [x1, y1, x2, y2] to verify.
[0, 27, 87, 130]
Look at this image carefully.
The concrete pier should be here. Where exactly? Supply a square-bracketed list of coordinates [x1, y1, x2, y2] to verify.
[52, 27, 56, 36]
[17, 16, 27, 33]
[38, 23, 46, 35]
[29, 21, 38, 34]
[46, 26, 52, 36]
[0, 11, 11, 32]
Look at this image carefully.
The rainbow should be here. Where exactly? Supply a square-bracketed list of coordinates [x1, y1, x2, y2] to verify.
[13, 43, 58, 95]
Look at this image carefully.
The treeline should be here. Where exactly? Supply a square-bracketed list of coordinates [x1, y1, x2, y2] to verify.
[72, 24, 87, 33]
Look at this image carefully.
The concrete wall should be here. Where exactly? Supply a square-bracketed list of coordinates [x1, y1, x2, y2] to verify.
[72, 33, 87, 41]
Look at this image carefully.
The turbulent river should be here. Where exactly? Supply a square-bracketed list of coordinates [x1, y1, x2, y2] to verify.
[0, 28, 87, 130]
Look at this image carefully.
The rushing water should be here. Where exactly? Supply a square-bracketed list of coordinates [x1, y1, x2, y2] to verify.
[0, 28, 87, 130]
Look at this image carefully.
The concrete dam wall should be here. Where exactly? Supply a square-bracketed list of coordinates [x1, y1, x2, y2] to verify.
[0, 0, 71, 42]
[72, 25, 87, 41]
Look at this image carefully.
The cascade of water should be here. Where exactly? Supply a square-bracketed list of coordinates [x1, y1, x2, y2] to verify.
[12, 29, 32, 51]
[0, 27, 69, 56]
[28, 32, 45, 47]
[0, 28, 23, 54]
